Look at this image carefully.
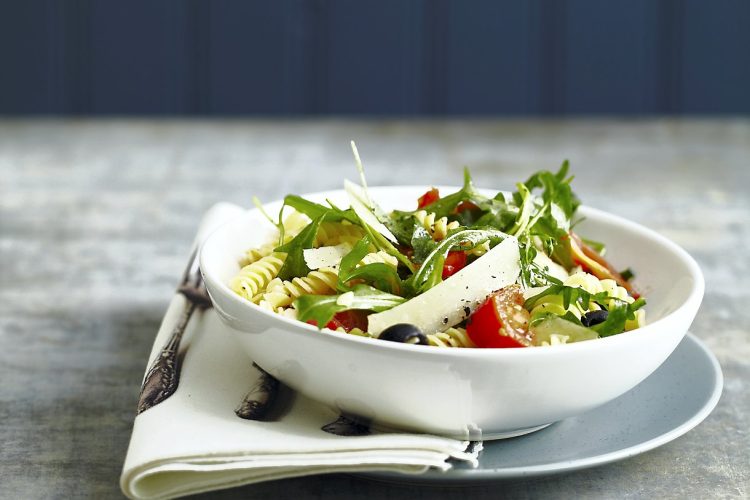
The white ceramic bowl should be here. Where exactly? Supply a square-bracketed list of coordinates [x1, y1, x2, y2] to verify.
[200, 186, 704, 440]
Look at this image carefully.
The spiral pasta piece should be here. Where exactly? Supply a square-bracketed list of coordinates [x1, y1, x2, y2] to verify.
[564, 271, 604, 295]
[529, 294, 585, 320]
[414, 210, 459, 241]
[561, 271, 644, 329]
[466, 240, 490, 257]
[260, 267, 339, 308]
[230, 252, 286, 302]
[240, 241, 278, 267]
[599, 278, 633, 309]
[315, 221, 366, 247]
[565, 271, 634, 308]
[427, 327, 475, 348]
[239, 210, 310, 266]
[333, 327, 371, 338]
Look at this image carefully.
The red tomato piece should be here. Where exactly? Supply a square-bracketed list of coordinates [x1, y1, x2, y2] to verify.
[325, 310, 369, 332]
[417, 188, 440, 209]
[466, 285, 532, 348]
[455, 200, 480, 213]
[442, 251, 467, 280]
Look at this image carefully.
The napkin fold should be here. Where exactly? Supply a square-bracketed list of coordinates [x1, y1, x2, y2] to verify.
[120, 203, 479, 500]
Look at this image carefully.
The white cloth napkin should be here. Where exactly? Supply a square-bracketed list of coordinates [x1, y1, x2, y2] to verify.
[120, 203, 479, 500]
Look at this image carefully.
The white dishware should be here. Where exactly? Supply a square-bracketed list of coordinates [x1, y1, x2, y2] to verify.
[364, 332, 722, 482]
[200, 186, 704, 440]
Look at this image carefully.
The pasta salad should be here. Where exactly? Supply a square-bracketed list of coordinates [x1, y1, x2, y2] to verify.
[230, 143, 645, 348]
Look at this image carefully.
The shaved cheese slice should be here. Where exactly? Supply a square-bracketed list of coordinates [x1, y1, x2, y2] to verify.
[303, 244, 351, 270]
[368, 237, 521, 335]
[344, 179, 398, 243]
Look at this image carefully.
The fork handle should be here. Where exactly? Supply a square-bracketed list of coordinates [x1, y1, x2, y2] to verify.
[137, 301, 197, 414]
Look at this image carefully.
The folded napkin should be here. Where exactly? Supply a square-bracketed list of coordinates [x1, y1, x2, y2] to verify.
[120, 203, 479, 500]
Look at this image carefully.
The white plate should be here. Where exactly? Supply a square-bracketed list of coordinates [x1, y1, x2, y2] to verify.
[363, 332, 722, 482]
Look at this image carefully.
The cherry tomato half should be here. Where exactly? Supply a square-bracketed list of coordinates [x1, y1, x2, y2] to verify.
[466, 285, 533, 348]
[417, 188, 440, 209]
[442, 251, 467, 280]
[306, 310, 369, 333]
[326, 310, 369, 332]
[455, 200, 480, 213]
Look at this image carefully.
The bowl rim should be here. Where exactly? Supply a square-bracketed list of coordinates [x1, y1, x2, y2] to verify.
[199, 185, 705, 359]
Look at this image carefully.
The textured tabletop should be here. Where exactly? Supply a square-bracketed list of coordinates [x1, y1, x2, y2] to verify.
[1, 119, 748, 499]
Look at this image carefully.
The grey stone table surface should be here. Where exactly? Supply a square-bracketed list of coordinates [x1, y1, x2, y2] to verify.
[1, 119, 748, 499]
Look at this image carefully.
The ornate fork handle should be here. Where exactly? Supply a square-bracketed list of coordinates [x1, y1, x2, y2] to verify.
[137, 248, 211, 415]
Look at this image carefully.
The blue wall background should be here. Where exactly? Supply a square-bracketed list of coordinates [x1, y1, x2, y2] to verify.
[1, 0, 749, 115]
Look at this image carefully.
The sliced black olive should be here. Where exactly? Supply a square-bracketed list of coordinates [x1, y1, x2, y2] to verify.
[378, 324, 429, 345]
[581, 310, 608, 327]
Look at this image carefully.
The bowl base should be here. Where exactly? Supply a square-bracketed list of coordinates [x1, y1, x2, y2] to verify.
[480, 422, 552, 441]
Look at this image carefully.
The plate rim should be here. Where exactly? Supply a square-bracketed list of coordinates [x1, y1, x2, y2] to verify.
[361, 332, 723, 483]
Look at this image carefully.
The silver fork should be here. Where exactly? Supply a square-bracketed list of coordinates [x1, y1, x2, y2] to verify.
[137, 247, 212, 415]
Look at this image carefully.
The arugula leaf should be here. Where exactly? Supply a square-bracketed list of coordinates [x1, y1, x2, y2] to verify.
[517, 235, 563, 288]
[283, 195, 358, 224]
[508, 183, 536, 236]
[471, 195, 518, 231]
[351, 207, 416, 273]
[512, 161, 580, 268]
[408, 228, 509, 294]
[620, 267, 635, 281]
[524, 160, 579, 222]
[385, 210, 419, 245]
[410, 225, 437, 264]
[581, 237, 606, 255]
[275, 193, 396, 280]
[337, 236, 403, 295]
[591, 302, 629, 337]
[420, 168, 490, 218]
[294, 285, 406, 328]
[275, 215, 325, 280]
[524, 284, 646, 338]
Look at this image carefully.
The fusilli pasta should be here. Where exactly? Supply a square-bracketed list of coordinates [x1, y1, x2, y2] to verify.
[315, 221, 366, 247]
[230, 252, 286, 302]
[413, 210, 459, 241]
[259, 267, 339, 309]
[426, 327, 475, 348]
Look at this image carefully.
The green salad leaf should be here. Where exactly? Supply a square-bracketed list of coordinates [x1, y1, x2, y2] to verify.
[410, 225, 438, 264]
[294, 285, 406, 328]
[337, 236, 403, 295]
[525, 284, 646, 337]
[418, 168, 490, 218]
[274, 214, 325, 280]
[408, 228, 509, 295]
[283, 195, 358, 224]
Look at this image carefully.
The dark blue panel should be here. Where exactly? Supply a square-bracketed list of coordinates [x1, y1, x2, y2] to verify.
[442, 1, 535, 115]
[324, 0, 424, 115]
[0, 1, 56, 114]
[89, 0, 191, 114]
[206, 0, 311, 114]
[561, 0, 661, 114]
[681, 0, 750, 113]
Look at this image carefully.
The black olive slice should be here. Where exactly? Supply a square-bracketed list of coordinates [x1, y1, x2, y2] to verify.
[581, 310, 609, 327]
[378, 324, 429, 345]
